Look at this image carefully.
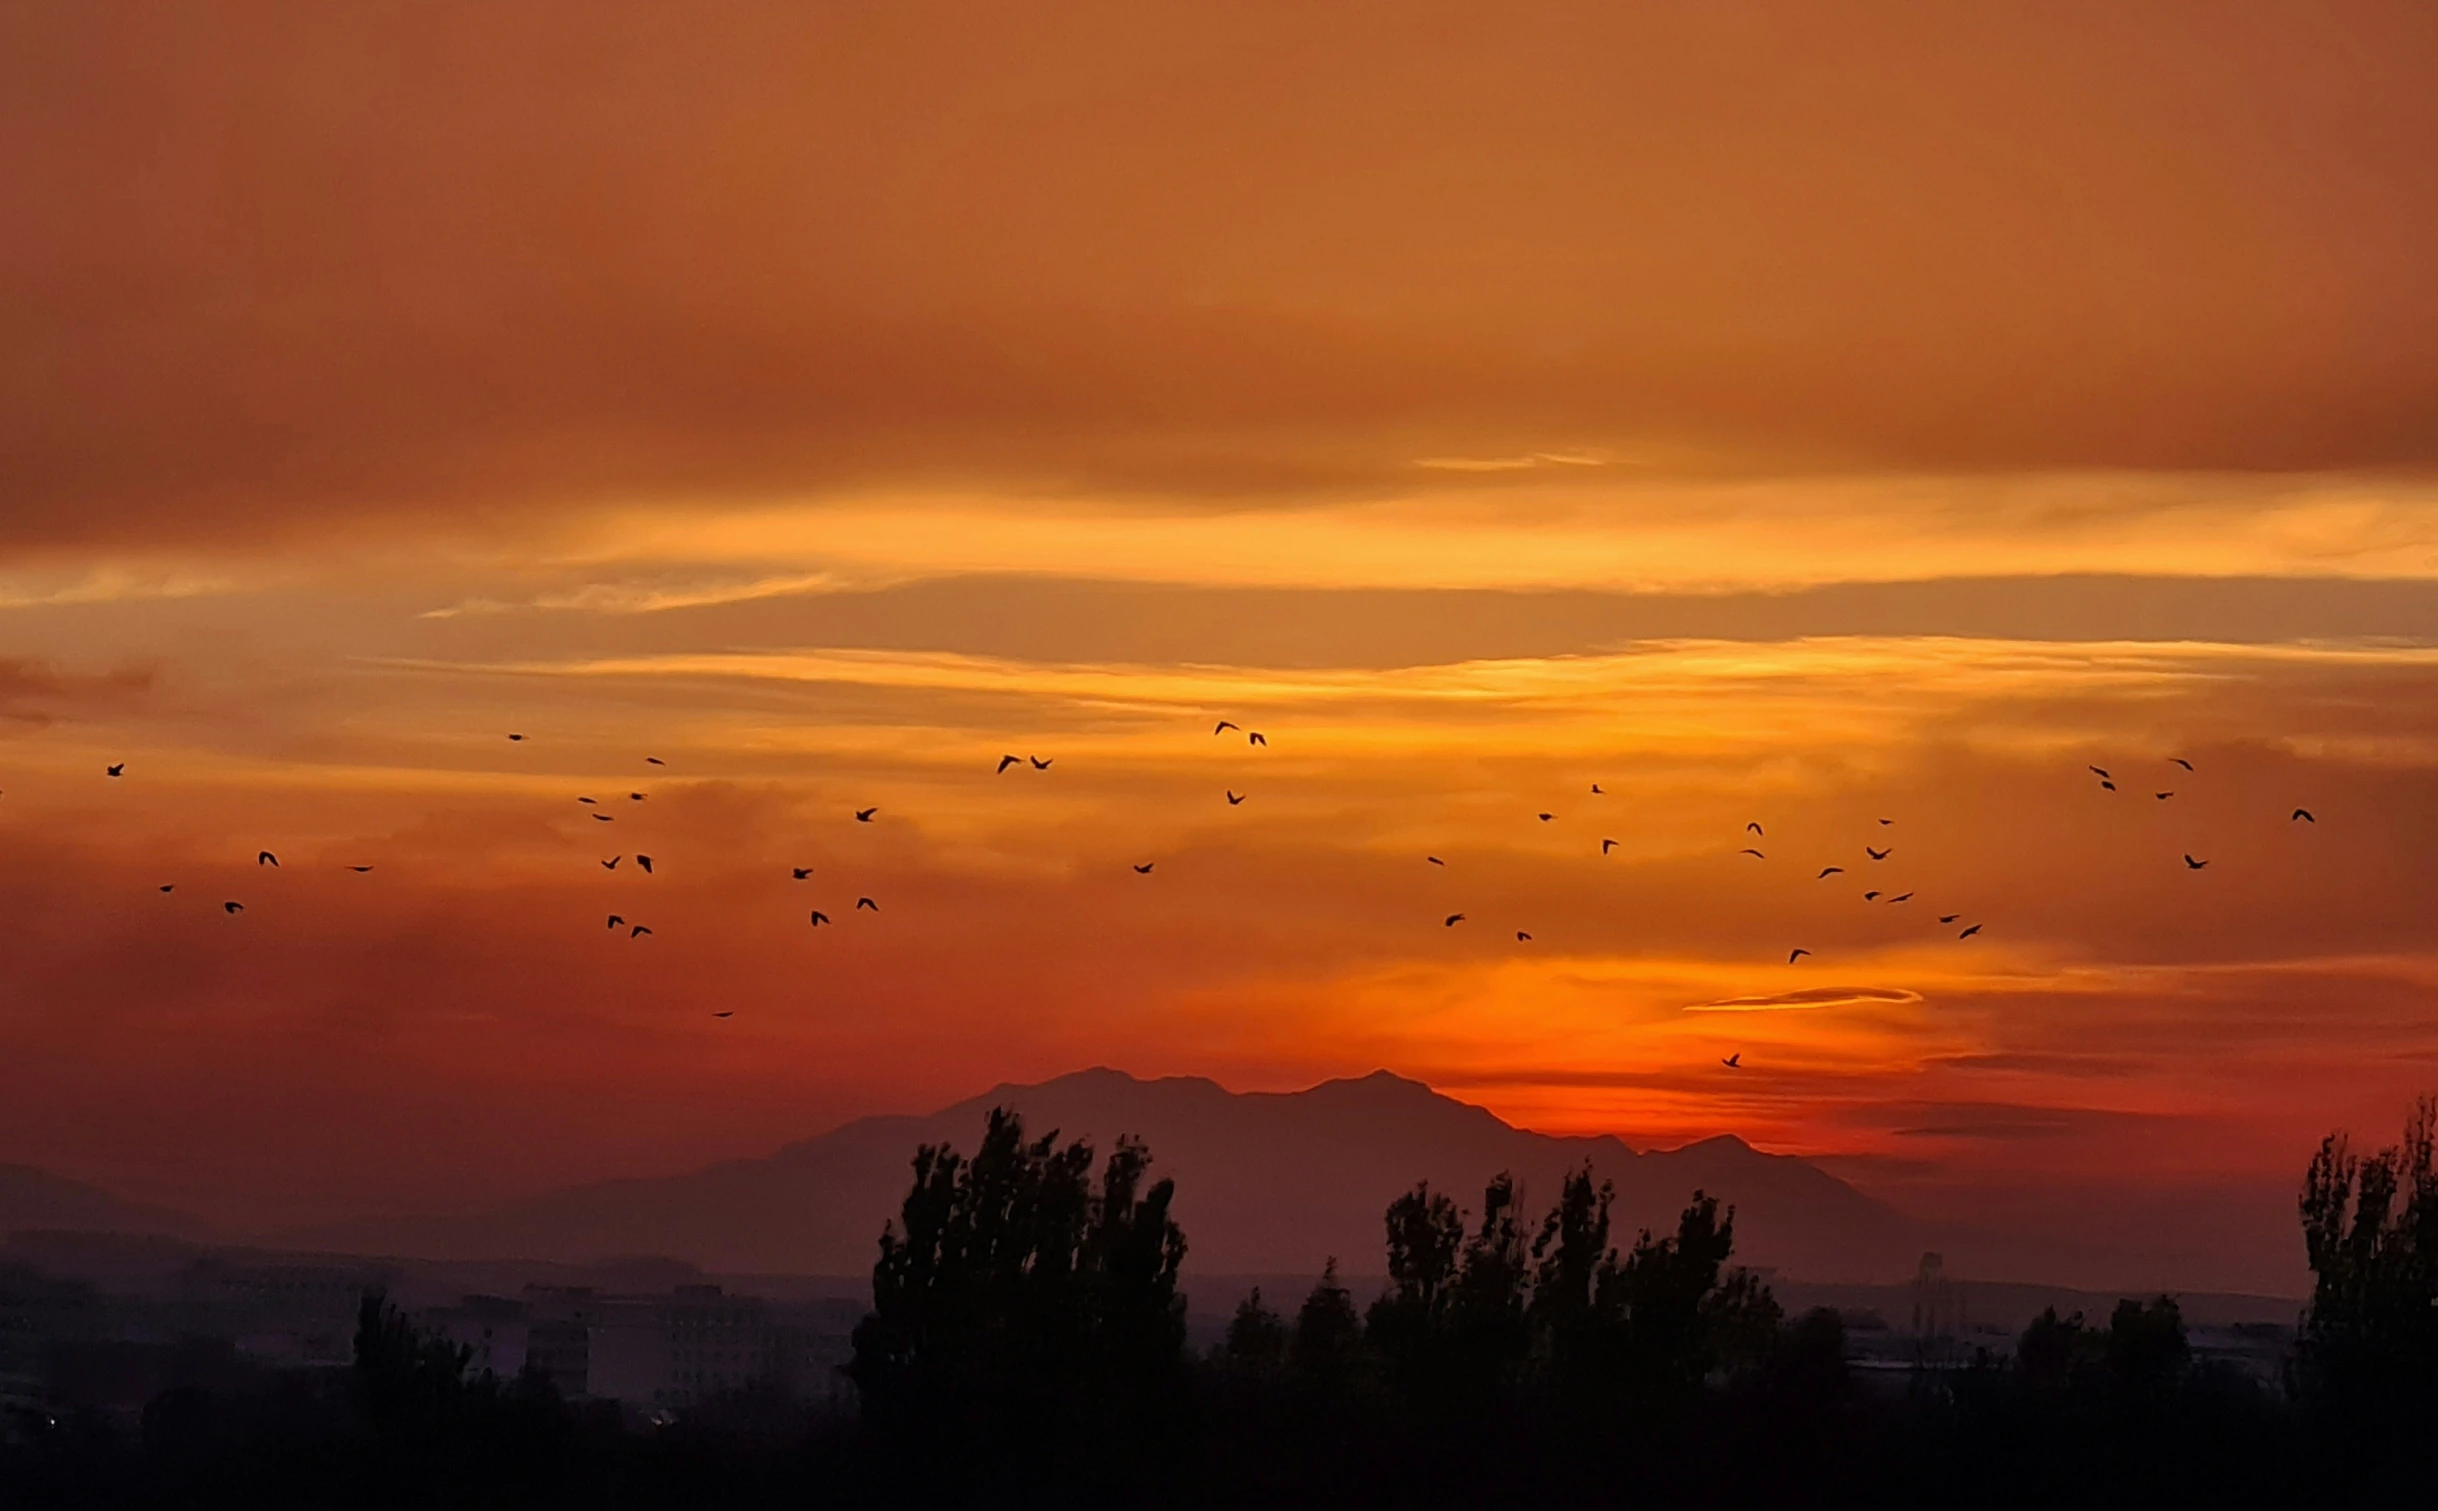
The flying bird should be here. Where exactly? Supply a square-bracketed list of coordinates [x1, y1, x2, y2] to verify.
[1516, 931, 1532, 942]
[2100, 780, 2117, 792]
[855, 808, 878, 822]
[1134, 863, 1154, 874]
[1444, 913, 1465, 927]
[646, 757, 664, 766]
[2155, 792, 2174, 800]
[579, 797, 596, 805]
[158, 885, 174, 893]
[602, 857, 621, 870]
[345, 866, 373, 873]
[1030, 757, 1052, 770]
[997, 755, 1021, 773]
[1890, 892, 1913, 903]
[809, 911, 830, 926]
[257, 852, 278, 867]
[1213, 721, 1238, 735]
[1248, 732, 1267, 746]
[606, 915, 624, 929]
[2089, 765, 2109, 778]
[1739, 848, 1765, 859]
[630, 925, 652, 938]
[1426, 856, 1444, 866]
[1723, 1054, 1741, 1069]
[508, 734, 525, 742]
[857, 897, 877, 911]
[1787, 949, 1809, 963]
[592, 813, 613, 822]
[1226, 791, 1245, 805]
[1939, 914, 1960, 923]
[106, 763, 124, 777]
[1590, 784, 1604, 794]
[1538, 813, 1553, 822]
[1878, 818, 1894, 826]
[636, 855, 654, 874]
[628, 793, 644, 801]
[2171, 758, 2194, 771]
[1958, 924, 1982, 939]
[223, 901, 243, 914]
[1863, 891, 1880, 901]
[2184, 854, 2209, 869]
[1746, 822, 1763, 836]
[1601, 839, 1619, 854]
[713, 1011, 734, 1019]
[2292, 809, 2315, 823]
[792, 867, 813, 879]
[1818, 866, 1844, 878]
[1866, 847, 1889, 860]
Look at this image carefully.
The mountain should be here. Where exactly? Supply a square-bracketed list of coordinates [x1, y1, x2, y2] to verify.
[0, 1163, 210, 1243]
[296, 1069, 1931, 1283]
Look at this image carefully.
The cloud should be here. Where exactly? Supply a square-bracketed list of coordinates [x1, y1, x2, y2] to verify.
[1689, 986, 1922, 1012]
[0, 659, 157, 727]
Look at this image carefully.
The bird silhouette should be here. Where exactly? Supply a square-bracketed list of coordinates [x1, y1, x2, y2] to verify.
[1746, 822, 1763, 836]
[508, 734, 525, 742]
[636, 855, 654, 874]
[1723, 1053, 1742, 1068]
[1866, 846, 1889, 860]
[646, 757, 664, 766]
[1590, 783, 1604, 794]
[592, 813, 613, 822]
[1958, 924, 1982, 939]
[607, 915, 624, 929]
[1890, 891, 1913, 903]
[1863, 890, 1881, 901]
[159, 885, 174, 893]
[1878, 818, 1894, 826]
[579, 797, 596, 805]
[1248, 732, 1266, 746]
[855, 808, 878, 822]
[1818, 866, 1844, 878]
[1537, 812, 1553, 822]
[223, 901, 243, 914]
[630, 925, 652, 938]
[1601, 838, 1619, 853]
[257, 852, 278, 867]
[345, 865, 373, 873]
[2184, 854, 2208, 869]
[1134, 863, 1154, 874]
[2172, 757, 2194, 771]
[809, 911, 831, 926]
[1516, 931, 1531, 941]
[857, 897, 877, 911]
[997, 755, 1021, 773]
[1788, 948, 1809, 963]
[1444, 913, 1465, 927]
[628, 792, 644, 801]
[713, 1011, 734, 1019]
[2089, 765, 2110, 778]
[1739, 848, 1765, 859]
[1030, 756, 1052, 770]
[1213, 721, 1238, 734]
[791, 867, 813, 879]
[1939, 913, 1960, 923]
[2100, 780, 2117, 792]
[2292, 809, 2315, 823]
[1226, 790, 1245, 805]
[106, 763, 124, 777]
[602, 857, 621, 870]
[1426, 856, 1444, 866]
[2155, 792, 2174, 800]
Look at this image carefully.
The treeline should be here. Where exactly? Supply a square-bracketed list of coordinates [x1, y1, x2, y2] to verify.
[4, 1099, 2436, 1508]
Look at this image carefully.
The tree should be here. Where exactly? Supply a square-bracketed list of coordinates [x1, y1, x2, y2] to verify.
[2298, 1095, 2438, 1412]
[1224, 1289, 1287, 1369]
[1612, 1191, 1780, 1396]
[1291, 1260, 1364, 1386]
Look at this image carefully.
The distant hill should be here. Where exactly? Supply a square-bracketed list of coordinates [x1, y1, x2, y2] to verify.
[293, 1068, 1932, 1283]
[0, 1163, 209, 1244]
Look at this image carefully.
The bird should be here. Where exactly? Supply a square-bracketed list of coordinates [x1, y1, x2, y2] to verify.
[1214, 721, 1238, 735]
[628, 793, 644, 801]
[1878, 818, 1894, 826]
[1590, 783, 1604, 794]
[1866, 846, 1889, 860]
[1787, 949, 1809, 963]
[791, 867, 813, 880]
[2089, 765, 2110, 778]
[1134, 863, 1154, 874]
[1939, 913, 1960, 923]
[2292, 809, 2315, 823]
[1863, 890, 1881, 901]
[646, 757, 664, 766]
[713, 1011, 734, 1019]
[2155, 792, 2174, 801]
[1723, 1054, 1742, 1069]
[592, 813, 613, 822]
[2100, 780, 2117, 792]
[1537, 813, 1553, 822]
[1248, 732, 1266, 746]
[508, 734, 525, 742]
[579, 797, 596, 805]
[606, 915, 624, 929]
[257, 852, 278, 867]
[1890, 892, 1913, 903]
[2172, 758, 2194, 772]
[1818, 866, 1844, 878]
[630, 925, 652, 938]
[223, 901, 243, 914]
[1746, 822, 1763, 836]
[1030, 757, 1052, 770]
[602, 857, 621, 870]
[856, 897, 877, 911]
[1601, 839, 1619, 854]
[855, 808, 878, 822]
[2184, 854, 2208, 870]
[1426, 856, 1444, 866]
[997, 755, 1021, 773]
[1739, 848, 1765, 859]
[1958, 924, 1982, 939]
[636, 855, 654, 874]
[159, 885, 174, 893]
[1226, 791, 1245, 806]
[809, 911, 831, 926]
[1444, 913, 1465, 927]
[1515, 931, 1531, 941]
[106, 763, 124, 777]
[345, 866, 373, 874]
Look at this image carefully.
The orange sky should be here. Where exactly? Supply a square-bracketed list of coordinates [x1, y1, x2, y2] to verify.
[6, 1, 2438, 1292]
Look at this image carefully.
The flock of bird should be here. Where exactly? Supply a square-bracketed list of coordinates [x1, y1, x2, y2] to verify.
[75, 723, 2318, 1055]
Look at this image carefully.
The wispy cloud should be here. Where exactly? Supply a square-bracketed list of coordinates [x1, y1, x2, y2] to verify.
[1689, 986, 1923, 1012]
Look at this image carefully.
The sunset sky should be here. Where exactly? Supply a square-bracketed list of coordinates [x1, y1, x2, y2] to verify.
[6, 1, 2438, 1293]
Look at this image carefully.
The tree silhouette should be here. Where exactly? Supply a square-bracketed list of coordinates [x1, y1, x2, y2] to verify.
[2299, 1095, 2438, 1415]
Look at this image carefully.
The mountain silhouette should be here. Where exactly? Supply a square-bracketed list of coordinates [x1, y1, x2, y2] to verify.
[0, 1163, 210, 1243]
[293, 1069, 1928, 1281]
